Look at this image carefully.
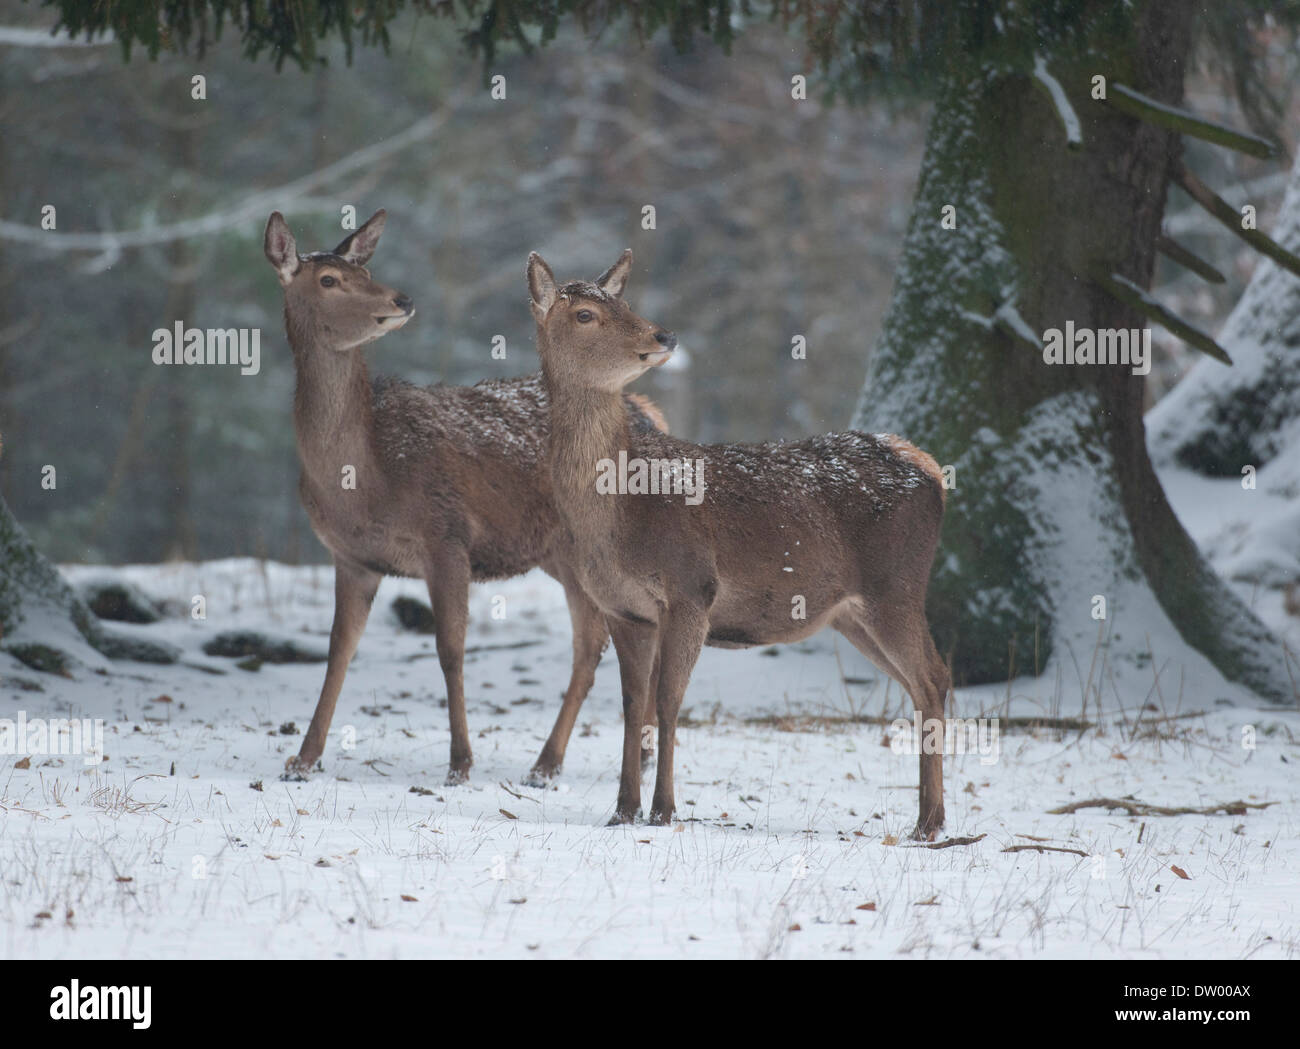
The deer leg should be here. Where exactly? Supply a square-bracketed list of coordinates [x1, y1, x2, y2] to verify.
[832, 613, 908, 705]
[843, 606, 947, 841]
[607, 617, 658, 824]
[527, 580, 608, 785]
[647, 607, 707, 826]
[428, 551, 473, 785]
[285, 560, 380, 778]
[641, 652, 661, 774]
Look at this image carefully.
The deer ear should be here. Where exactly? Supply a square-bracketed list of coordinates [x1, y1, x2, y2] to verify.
[596, 249, 633, 298]
[334, 209, 387, 266]
[528, 252, 558, 316]
[264, 212, 300, 286]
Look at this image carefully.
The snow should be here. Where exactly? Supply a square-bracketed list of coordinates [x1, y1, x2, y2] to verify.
[1032, 55, 1082, 149]
[1, 558, 1295, 958]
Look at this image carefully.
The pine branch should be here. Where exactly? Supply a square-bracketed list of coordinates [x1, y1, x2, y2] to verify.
[1094, 271, 1233, 365]
[1155, 234, 1226, 284]
[1107, 83, 1279, 159]
[1174, 165, 1300, 281]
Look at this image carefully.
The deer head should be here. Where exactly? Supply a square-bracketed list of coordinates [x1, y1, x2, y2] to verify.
[264, 209, 414, 352]
[528, 249, 676, 393]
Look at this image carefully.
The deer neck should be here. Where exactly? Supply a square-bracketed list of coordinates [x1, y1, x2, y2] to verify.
[543, 368, 630, 545]
[288, 317, 381, 495]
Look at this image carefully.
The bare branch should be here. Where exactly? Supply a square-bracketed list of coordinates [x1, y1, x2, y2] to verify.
[0, 97, 463, 252]
[1048, 796, 1277, 817]
[1174, 165, 1300, 280]
[1095, 271, 1233, 365]
[1155, 233, 1226, 284]
[1107, 83, 1279, 158]
[1032, 54, 1082, 150]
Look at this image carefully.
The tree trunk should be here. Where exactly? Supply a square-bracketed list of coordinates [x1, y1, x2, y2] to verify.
[1, 492, 179, 674]
[851, 2, 1295, 704]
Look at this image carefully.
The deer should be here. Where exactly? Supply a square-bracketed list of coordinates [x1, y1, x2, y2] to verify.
[263, 210, 668, 786]
[528, 249, 952, 840]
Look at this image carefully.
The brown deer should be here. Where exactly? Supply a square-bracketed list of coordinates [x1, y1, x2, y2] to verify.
[263, 210, 667, 785]
[529, 249, 951, 840]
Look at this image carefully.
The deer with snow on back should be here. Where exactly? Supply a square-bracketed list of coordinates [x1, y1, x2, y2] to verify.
[529, 249, 951, 839]
[264, 211, 667, 784]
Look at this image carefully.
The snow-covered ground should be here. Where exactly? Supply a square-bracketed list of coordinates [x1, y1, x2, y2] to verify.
[1, 548, 1295, 959]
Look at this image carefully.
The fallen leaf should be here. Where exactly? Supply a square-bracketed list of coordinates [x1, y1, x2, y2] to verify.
[914, 895, 939, 906]
[1171, 865, 1190, 880]
[881, 833, 899, 846]
[115, 876, 133, 883]
[400, 894, 418, 902]
[499, 808, 517, 820]
[15, 756, 31, 769]
[856, 902, 877, 911]
[788, 923, 802, 932]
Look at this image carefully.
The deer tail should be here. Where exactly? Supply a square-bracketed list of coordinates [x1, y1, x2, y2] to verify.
[885, 435, 945, 505]
[624, 393, 670, 436]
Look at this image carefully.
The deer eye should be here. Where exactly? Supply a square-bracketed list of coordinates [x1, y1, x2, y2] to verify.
[575, 309, 594, 323]
[320, 275, 337, 288]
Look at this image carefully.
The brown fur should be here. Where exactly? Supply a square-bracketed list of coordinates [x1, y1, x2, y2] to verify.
[265, 212, 666, 785]
[529, 249, 950, 839]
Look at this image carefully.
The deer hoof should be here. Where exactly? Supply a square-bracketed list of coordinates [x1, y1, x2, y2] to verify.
[607, 809, 640, 826]
[282, 754, 319, 781]
[522, 765, 557, 789]
[445, 766, 471, 786]
[910, 819, 942, 843]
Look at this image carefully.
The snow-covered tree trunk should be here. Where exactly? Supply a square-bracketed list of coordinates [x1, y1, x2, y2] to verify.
[852, 5, 1295, 703]
[0, 493, 177, 674]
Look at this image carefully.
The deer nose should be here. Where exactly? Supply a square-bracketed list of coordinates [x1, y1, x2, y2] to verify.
[654, 330, 677, 351]
[393, 293, 413, 314]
